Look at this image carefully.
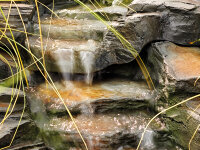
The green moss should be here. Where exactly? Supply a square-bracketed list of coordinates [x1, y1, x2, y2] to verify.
[99, 0, 133, 6]
[165, 106, 200, 149]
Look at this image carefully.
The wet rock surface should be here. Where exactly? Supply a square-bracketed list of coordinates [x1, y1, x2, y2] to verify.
[146, 41, 200, 149]
[33, 110, 176, 150]
[1, 0, 200, 149]
[147, 41, 200, 93]
[27, 0, 200, 74]
[27, 3, 126, 74]
[54, 4, 127, 20]
[27, 79, 154, 114]
[28, 36, 101, 73]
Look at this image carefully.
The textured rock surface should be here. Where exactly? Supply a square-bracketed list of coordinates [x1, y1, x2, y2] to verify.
[9, 142, 48, 150]
[0, 87, 43, 149]
[129, 0, 200, 45]
[8, 1, 200, 149]
[26, 0, 200, 73]
[28, 36, 101, 73]
[147, 41, 200, 94]
[27, 79, 154, 114]
[163, 94, 200, 150]
[0, 2, 34, 47]
[101, 0, 200, 68]
[26, 4, 127, 73]
[31, 110, 173, 150]
[0, 51, 17, 80]
[54, 4, 128, 20]
[99, 12, 161, 69]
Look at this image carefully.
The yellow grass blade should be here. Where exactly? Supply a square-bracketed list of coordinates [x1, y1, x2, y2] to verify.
[0, 6, 29, 87]
[189, 124, 200, 150]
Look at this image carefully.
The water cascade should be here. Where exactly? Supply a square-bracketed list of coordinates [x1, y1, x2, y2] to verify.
[54, 48, 74, 81]
[25, 1, 183, 149]
[2, 0, 199, 149]
[80, 50, 95, 85]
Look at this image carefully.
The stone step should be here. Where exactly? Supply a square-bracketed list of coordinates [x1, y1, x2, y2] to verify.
[147, 41, 200, 93]
[0, 87, 24, 103]
[0, 87, 41, 149]
[0, 116, 38, 148]
[0, 3, 33, 20]
[35, 111, 174, 150]
[54, 4, 128, 21]
[34, 18, 119, 41]
[27, 78, 154, 115]
[27, 36, 100, 73]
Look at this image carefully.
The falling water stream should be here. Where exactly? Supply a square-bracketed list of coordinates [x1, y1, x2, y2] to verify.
[25, 2, 183, 149]
[27, 42, 180, 149]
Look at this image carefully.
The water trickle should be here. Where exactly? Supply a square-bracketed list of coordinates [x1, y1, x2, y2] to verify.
[141, 130, 156, 150]
[80, 40, 96, 85]
[53, 48, 74, 82]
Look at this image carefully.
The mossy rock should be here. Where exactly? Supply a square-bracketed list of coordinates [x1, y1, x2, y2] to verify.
[99, 0, 133, 6]
[163, 98, 200, 149]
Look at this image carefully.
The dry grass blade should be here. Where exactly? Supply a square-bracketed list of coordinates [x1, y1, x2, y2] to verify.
[89, 0, 111, 21]
[34, 0, 47, 85]
[0, 5, 29, 87]
[0, 0, 11, 40]
[189, 123, 200, 150]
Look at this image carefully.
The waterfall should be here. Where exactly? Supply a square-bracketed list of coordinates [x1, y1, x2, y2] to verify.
[53, 48, 74, 88]
[80, 51, 95, 85]
[80, 40, 96, 85]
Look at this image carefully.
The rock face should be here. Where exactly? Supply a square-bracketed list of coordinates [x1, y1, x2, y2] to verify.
[39, 111, 168, 150]
[26, 3, 127, 74]
[27, 78, 176, 149]
[147, 41, 200, 149]
[164, 94, 200, 150]
[102, 0, 200, 67]
[147, 41, 200, 94]
[0, 87, 45, 149]
[0, 2, 34, 47]
[129, 0, 200, 46]
[1, 0, 199, 150]
[26, 0, 200, 74]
